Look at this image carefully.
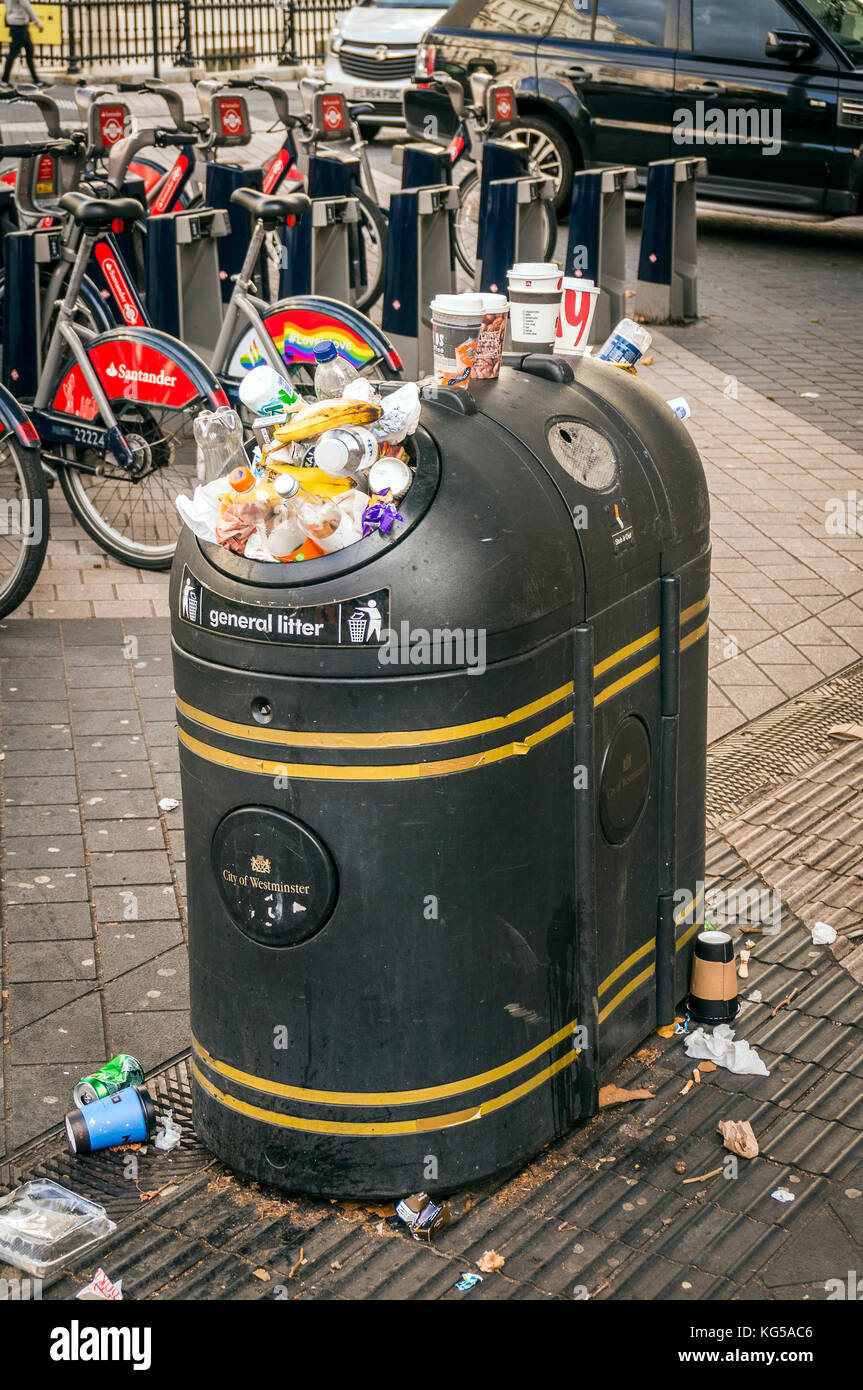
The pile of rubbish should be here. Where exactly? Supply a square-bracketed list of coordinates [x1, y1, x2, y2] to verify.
[178, 343, 421, 565]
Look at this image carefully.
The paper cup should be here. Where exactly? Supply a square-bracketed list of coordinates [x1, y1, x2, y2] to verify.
[470, 294, 509, 381]
[554, 278, 600, 356]
[509, 263, 562, 291]
[507, 267, 562, 352]
[430, 293, 485, 389]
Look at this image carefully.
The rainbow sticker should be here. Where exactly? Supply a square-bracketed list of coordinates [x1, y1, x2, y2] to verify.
[228, 309, 377, 380]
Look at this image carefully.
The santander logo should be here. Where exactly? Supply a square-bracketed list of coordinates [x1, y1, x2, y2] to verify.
[219, 99, 245, 136]
[104, 361, 178, 388]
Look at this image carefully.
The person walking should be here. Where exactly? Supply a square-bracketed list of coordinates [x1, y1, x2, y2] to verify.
[2, 0, 44, 85]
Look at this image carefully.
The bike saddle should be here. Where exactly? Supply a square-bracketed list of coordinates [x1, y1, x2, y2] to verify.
[230, 187, 311, 225]
[59, 190, 145, 226]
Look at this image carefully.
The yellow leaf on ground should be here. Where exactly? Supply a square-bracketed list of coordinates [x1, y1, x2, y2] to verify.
[599, 1085, 653, 1107]
[252, 1269, 270, 1282]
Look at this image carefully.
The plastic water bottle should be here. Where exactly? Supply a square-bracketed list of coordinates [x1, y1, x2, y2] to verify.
[193, 407, 245, 483]
[314, 340, 360, 400]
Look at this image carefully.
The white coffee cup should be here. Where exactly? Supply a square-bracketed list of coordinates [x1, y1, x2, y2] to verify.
[507, 265, 563, 352]
[554, 278, 601, 356]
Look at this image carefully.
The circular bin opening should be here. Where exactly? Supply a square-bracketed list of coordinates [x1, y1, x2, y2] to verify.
[197, 426, 440, 588]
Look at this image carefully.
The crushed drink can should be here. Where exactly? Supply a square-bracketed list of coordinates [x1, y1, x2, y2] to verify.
[65, 1085, 157, 1154]
[73, 1054, 145, 1107]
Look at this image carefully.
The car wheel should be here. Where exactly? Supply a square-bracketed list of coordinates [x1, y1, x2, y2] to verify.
[499, 115, 574, 216]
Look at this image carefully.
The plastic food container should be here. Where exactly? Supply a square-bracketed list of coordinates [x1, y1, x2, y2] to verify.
[0, 1179, 117, 1276]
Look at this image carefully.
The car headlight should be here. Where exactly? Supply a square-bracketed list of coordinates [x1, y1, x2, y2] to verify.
[330, 34, 343, 54]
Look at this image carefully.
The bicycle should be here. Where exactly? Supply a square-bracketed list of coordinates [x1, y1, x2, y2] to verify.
[195, 75, 387, 313]
[63, 86, 403, 391]
[0, 382, 48, 616]
[0, 160, 229, 570]
[408, 72, 558, 279]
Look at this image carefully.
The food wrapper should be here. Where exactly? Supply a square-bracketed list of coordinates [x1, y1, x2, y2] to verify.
[370, 383, 421, 444]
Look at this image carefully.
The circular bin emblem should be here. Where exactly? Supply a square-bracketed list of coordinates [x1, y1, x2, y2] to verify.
[212, 807, 337, 947]
[598, 717, 651, 845]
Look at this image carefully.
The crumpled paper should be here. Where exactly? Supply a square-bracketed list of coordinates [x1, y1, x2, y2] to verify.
[717, 1119, 759, 1158]
[684, 1023, 770, 1076]
[175, 476, 227, 545]
[812, 921, 837, 945]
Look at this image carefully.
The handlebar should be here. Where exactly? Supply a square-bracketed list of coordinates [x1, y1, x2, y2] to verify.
[153, 130, 199, 148]
[0, 138, 83, 158]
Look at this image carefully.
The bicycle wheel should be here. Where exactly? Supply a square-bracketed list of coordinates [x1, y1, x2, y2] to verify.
[59, 397, 200, 570]
[0, 431, 49, 618]
[454, 170, 557, 279]
[350, 190, 386, 313]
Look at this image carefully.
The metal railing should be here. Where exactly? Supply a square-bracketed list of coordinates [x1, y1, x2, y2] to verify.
[21, 0, 353, 74]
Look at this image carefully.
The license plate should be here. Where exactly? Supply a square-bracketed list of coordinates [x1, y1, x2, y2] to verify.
[353, 86, 392, 100]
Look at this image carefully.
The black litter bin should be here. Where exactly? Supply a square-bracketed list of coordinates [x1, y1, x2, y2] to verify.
[170, 354, 710, 1198]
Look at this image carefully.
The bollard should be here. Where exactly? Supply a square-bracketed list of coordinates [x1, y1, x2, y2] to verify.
[479, 174, 555, 294]
[381, 183, 458, 378]
[565, 166, 636, 343]
[636, 157, 707, 323]
[393, 143, 454, 191]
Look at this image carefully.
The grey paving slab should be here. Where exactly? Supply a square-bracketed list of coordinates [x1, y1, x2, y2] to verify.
[5, 868, 89, 905]
[104, 945, 190, 1012]
[5, 902, 93, 941]
[7, 939, 96, 983]
[93, 884, 182, 924]
[97, 921, 186, 982]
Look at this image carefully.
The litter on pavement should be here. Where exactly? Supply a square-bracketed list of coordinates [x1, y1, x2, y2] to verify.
[684, 1023, 770, 1076]
[75, 1267, 123, 1300]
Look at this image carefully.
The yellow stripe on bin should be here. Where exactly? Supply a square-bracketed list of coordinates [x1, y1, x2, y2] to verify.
[192, 1048, 578, 1137]
[598, 964, 655, 1025]
[192, 1017, 579, 1107]
[594, 654, 660, 708]
[593, 627, 660, 679]
[680, 618, 709, 653]
[596, 885, 706, 1021]
[176, 683, 575, 751]
[178, 710, 573, 782]
[598, 938, 654, 998]
[680, 594, 710, 627]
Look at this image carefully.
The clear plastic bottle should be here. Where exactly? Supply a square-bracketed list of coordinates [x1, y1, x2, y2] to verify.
[193, 407, 246, 483]
[313, 340, 361, 400]
[296, 493, 344, 546]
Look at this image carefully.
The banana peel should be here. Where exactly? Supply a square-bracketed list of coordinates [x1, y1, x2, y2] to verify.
[272, 397, 382, 444]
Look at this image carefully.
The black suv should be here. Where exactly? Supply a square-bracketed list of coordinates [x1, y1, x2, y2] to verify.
[419, 0, 863, 216]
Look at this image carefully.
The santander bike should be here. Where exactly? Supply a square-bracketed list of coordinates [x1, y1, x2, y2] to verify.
[0, 158, 228, 570]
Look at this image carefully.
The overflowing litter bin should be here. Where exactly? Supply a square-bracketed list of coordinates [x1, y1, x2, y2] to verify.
[170, 353, 710, 1198]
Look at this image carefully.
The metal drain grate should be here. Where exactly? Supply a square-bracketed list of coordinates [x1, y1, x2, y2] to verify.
[0, 1056, 205, 1213]
[706, 658, 863, 828]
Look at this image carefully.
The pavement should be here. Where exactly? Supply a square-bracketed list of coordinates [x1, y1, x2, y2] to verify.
[1, 100, 862, 1301]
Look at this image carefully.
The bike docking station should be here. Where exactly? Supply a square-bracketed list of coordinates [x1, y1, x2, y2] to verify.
[474, 140, 554, 294]
[394, 84, 458, 191]
[277, 90, 361, 304]
[380, 180, 458, 376]
[565, 166, 636, 342]
[143, 202, 231, 359]
[636, 156, 707, 323]
[198, 86, 265, 303]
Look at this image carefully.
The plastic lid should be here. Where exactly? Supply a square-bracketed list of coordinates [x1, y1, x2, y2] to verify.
[274, 474, 300, 498]
[313, 339, 337, 363]
[480, 293, 509, 310]
[228, 467, 255, 493]
[314, 436, 350, 475]
[429, 293, 485, 316]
